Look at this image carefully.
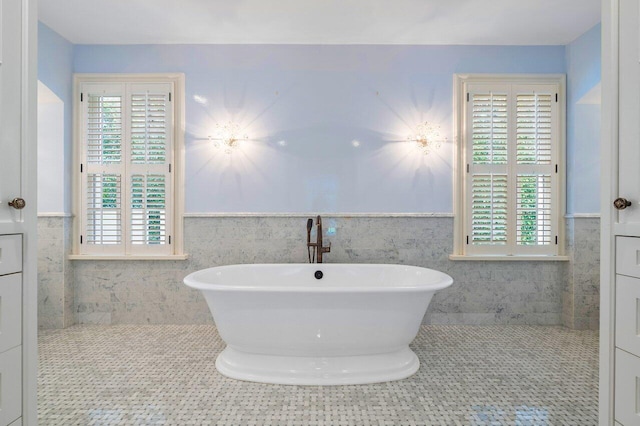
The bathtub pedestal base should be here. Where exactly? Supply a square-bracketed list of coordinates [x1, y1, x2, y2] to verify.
[215, 346, 420, 385]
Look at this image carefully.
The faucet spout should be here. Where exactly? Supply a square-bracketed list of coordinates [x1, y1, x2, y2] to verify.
[306, 215, 331, 263]
[306, 218, 314, 263]
[306, 218, 313, 244]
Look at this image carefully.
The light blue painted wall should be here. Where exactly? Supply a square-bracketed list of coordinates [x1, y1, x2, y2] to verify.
[566, 24, 601, 214]
[38, 22, 74, 213]
[73, 44, 566, 213]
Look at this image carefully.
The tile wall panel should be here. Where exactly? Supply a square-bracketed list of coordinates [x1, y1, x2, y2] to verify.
[37, 216, 600, 329]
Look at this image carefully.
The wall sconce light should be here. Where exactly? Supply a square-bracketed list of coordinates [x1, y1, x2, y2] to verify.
[209, 121, 248, 154]
[408, 121, 446, 155]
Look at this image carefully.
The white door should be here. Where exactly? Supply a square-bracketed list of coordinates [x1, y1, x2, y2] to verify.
[0, 0, 23, 227]
[614, 1, 640, 232]
[0, 0, 37, 424]
[602, 0, 640, 425]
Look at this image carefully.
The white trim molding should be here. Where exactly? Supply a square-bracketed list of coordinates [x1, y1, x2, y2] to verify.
[449, 254, 569, 262]
[37, 212, 73, 218]
[599, 0, 618, 424]
[68, 254, 188, 261]
[23, 0, 38, 423]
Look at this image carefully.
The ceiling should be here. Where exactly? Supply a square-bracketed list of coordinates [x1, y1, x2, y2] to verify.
[39, 0, 601, 46]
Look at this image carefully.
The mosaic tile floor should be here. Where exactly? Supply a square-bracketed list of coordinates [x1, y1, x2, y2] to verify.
[38, 325, 598, 426]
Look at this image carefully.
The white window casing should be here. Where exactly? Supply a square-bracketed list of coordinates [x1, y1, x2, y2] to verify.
[72, 74, 185, 259]
[452, 74, 566, 260]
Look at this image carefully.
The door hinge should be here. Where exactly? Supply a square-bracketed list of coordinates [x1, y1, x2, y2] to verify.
[467, 93, 470, 102]
[169, 92, 172, 102]
[555, 164, 558, 173]
[80, 235, 83, 244]
[466, 164, 470, 173]
[555, 236, 558, 245]
[555, 93, 558, 102]
[169, 164, 172, 173]
[81, 92, 83, 102]
[466, 235, 469, 245]
[80, 163, 84, 173]
[168, 236, 172, 244]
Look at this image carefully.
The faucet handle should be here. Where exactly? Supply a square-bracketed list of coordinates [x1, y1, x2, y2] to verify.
[306, 218, 313, 243]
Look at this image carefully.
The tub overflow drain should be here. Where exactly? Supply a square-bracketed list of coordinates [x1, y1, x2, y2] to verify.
[314, 270, 323, 279]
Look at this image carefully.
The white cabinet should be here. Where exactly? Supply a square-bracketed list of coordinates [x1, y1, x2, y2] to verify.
[615, 349, 640, 426]
[616, 237, 640, 357]
[0, 236, 22, 426]
[0, 346, 21, 425]
[0, 273, 21, 353]
[602, 0, 640, 422]
[616, 236, 640, 278]
[614, 237, 640, 425]
[0, 235, 21, 276]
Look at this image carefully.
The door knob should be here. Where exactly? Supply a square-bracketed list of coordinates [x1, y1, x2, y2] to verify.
[8, 197, 26, 210]
[614, 197, 632, 210]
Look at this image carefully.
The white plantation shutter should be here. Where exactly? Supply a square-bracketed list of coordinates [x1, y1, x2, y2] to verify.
[130, 90, 168, 165]
[468, 88, 510, 253]
[464, 82, 560, 256]
[86, 92, 122, 164]
[131, 174, 167, 246]
[514, 89, 555, 253]
[471, 92, 508, 165]
[471, 174, 508, 246]
[516, 93, 552, 165]
[81, 84, 125, 254]
[516, 174, 552, 247]
[126, 84, 172, 255]
[86, 173, 122, 246]
[79, 81, 174, 256]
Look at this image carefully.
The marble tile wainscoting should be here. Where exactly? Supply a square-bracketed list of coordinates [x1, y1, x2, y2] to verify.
[38, 215, 74, 329]
[37, 215, 600, 330]
[563, 216, 601, 330]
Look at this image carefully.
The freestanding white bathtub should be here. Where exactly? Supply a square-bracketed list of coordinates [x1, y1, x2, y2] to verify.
[184, 263, 453, 385]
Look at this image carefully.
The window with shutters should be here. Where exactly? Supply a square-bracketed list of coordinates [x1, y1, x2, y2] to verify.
[452, 75, 566, 259]
[73, 75, 185, 259]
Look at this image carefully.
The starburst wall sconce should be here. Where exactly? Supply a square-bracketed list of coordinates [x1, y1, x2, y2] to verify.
[209, 121, 248, 154]
[408, 121, 447, 155]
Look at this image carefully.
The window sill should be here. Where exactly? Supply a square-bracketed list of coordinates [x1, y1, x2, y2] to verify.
[68, 254, 189, 261]
[448, 254, 569, 262]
